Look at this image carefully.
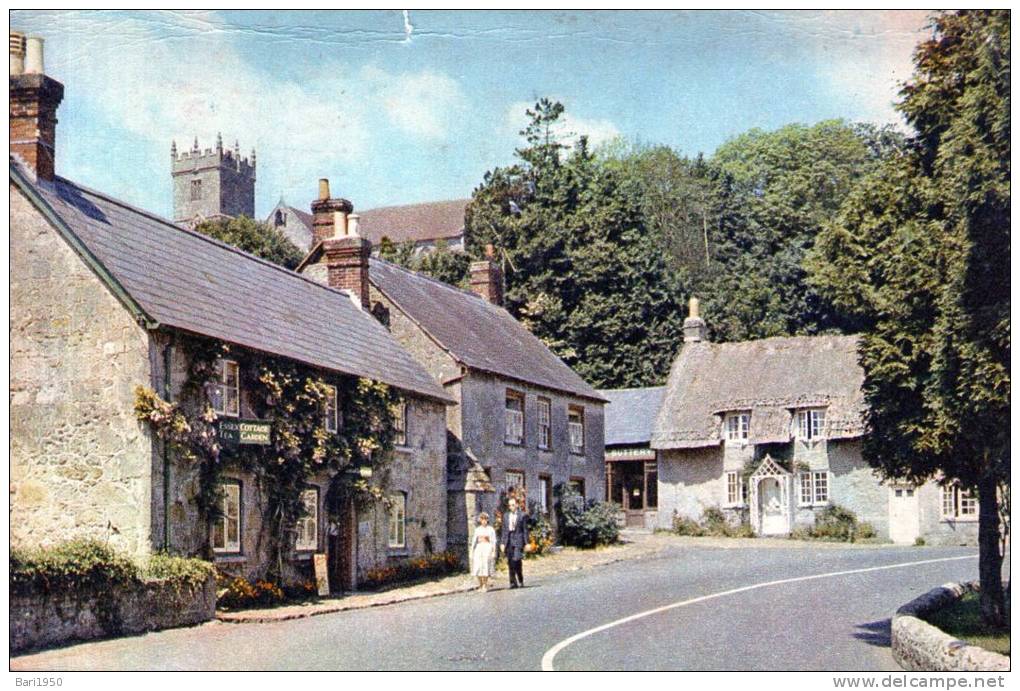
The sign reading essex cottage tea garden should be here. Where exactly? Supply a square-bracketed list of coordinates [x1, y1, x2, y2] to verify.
[218, 418, 272, 446]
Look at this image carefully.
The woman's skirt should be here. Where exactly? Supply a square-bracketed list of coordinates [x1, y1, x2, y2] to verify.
[471, 542, 494, 577]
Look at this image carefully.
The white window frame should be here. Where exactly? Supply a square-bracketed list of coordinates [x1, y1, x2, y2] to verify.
[796, 408, 827, 441]
[568, 406, 585, 455]
[392, 399, 407, 447]
[537, 397, 552, 450]
[538, 475, 551, 515]
[941, 484, 979, 521]
[725, 471, 746, 507]
[505, 391, 524, 446]
[505, 470, 526, 498]
[798, 471, 831, 507]
[388, 493, 406, 548]
[212, 482, 241, 554]
[295, 488, 319, 551]
[724, 412, 750, 444]
[324, 385, 339, 434]
[210, 359, 240, 417]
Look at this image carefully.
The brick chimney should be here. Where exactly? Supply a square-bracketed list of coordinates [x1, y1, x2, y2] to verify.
[683, 296, 708, 343]
[312, 179, 371, 310]
[10, 32, 64, 182]
[470, 244, 504, 306]
[310, 178, 354, 245]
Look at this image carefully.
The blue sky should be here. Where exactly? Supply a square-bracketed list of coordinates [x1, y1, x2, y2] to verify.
[11, 10, 932, 219]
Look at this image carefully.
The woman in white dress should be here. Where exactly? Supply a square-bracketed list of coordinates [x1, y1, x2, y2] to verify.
[470, 512, 496, 591]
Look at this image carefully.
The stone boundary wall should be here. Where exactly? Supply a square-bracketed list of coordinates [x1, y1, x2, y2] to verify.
[891, 581, 1010, 672]
[10, 573, 216, 655]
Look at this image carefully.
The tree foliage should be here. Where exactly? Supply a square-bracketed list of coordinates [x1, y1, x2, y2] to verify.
[466, 100, 688, 388]
[378, 237, 472, 288]
[700, 121, 902, 342]
[193, 215, 304, 270]
[807, 10, 1009, 625]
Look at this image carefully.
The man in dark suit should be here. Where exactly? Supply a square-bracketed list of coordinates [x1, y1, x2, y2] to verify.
[500, 497, 528, 588]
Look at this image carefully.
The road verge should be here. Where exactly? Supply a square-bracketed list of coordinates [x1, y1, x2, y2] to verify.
[891, 581, 1009, 672]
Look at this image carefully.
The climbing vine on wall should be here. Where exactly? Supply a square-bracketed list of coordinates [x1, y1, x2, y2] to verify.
[134, 335, 400, 580]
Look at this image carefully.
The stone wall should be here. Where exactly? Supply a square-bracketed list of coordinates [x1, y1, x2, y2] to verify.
[655, 446, 725, 529]
[892, 582, 1009, 672]
[917, 482, 981, 546]
[10, 573, 216, 654]
[10, 185, 155, 559]
[356, 395, 449, 580]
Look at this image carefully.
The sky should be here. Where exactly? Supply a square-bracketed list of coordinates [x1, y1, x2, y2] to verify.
[10, 10, 934, 220]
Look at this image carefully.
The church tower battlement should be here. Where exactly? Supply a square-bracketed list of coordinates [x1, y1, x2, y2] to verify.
[171, 134, 255, 226]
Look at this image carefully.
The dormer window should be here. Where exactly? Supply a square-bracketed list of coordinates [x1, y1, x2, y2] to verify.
[724, 412, 750, 443]
[796, 409, 827, 441]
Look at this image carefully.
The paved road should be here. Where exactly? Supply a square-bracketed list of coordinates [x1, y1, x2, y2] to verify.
[11, 543, 981, 671]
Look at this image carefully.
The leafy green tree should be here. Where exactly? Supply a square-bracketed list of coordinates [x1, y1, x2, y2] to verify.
[193, 215, 304, 270]
[378, 236, 472, 288]
[466, 100, 688, 387]
[808, 10, 1009, 625]
[701, 121, 902, 342]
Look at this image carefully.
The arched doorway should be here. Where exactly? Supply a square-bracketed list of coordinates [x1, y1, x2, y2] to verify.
[748, 455, 792, 536]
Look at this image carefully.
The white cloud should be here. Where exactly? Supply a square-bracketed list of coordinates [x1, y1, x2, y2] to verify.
[12, 10, 467, 209]
[362, 66, 466, 141]
[504, 100, 621, 150]
[798, 10, 932, 125]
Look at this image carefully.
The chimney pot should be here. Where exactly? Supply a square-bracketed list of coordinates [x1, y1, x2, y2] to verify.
[24, 36, 44, 74]
[10, 32, 64, 181]
[683, 295, 708, 343]
[347, 213, 361, 238]
[318, 178, 331, 201]
[10, 31, 26, 76]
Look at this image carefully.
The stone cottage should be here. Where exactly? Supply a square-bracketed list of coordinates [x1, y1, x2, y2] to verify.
[9, 47, 454, 592]
[650, 299, 979, 546]
[600, 386, 665, 529]
[267, 197, 469, 255]
[296, 209, 606, 558]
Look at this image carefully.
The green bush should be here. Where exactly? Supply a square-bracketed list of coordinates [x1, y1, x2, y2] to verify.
[671, 508, 753, 538]
[145, 553, 216, 588]
[554, 484, 620, 548]
[811, 505, 858, 541]
[525, 503, 555, 558]
[671, 512, 704, 536]
[790, 505, 877, 543]
[11, 539, 140, 597]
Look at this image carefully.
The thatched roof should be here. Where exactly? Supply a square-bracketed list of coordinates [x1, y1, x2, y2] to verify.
[651, 335, 865, 450]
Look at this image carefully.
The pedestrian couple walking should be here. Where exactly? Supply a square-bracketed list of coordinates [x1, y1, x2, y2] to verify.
[470, 497, 529, 592]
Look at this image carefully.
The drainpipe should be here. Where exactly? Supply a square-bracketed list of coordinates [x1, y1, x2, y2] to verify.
[162, 335, 175, 551]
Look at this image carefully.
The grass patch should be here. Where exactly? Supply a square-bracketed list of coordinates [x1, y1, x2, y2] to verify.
[924, 592, 1010, 657]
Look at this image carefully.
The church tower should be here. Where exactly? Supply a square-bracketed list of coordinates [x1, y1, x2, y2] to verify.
[171, 134, 256, 226]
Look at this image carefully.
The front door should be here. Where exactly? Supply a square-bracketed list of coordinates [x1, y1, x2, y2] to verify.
[888, 485, 920, 544]
[619, 462, 646, 527]
[758, 477, 787, 535]
[326, 490, 355, 593]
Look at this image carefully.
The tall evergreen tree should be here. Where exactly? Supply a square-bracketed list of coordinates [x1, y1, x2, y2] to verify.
[808, 10, 1009, 625]
[466, 100, 688, 387]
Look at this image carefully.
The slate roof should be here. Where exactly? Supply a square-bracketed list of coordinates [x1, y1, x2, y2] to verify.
[357, 199, 468, 245]
[598, 387, 666, 446]
[11, 164, 452, 403]
[368, 258, 606, 402]
[651, 335, 865, 450]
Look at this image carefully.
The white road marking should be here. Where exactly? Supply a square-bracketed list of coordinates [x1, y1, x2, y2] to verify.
[541, 554, 977, 671]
